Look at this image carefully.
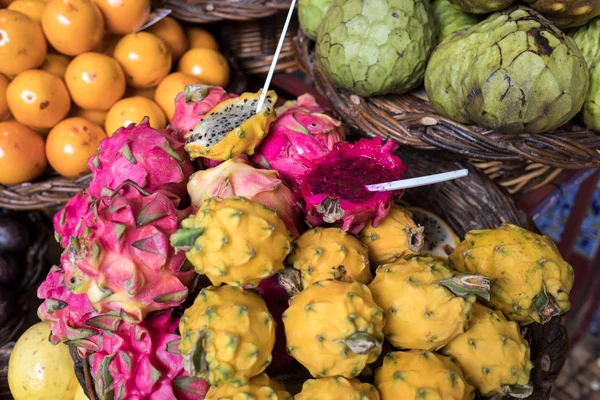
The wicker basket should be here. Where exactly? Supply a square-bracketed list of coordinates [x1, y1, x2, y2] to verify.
[294, 32, 600, 194]
[71, 148, 568, 400]
[152, 0, 291, 23]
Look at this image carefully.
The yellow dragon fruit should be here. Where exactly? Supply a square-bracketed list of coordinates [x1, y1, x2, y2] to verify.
[185, 90, 277, 160]
[368, 256, 490, 351]
[375, 350, 475, 400]
[283, 280, 385, 379]
[171, 197, 293, 287]
[288, 227, 372, 288]
[295, 377, 380, 400]
[179, 285, 276, 385]
[441, 303, 534, 397]
[205, 373, 292, 400]
[187, 157, 303, 237]
[449, 223, 574, 325]
[359, 205, 424, 265]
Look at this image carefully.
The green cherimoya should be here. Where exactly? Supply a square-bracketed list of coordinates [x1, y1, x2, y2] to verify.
[583, 61, 600, 131]
[299, 0, 333, 40]
[448, 0, 515, 14]
[316, 0, 436, 97]
[425, 6, 589, 134]
[570, 18, 600, 67]
[431, 0, 479, 43]
[523, 0, 600, 28]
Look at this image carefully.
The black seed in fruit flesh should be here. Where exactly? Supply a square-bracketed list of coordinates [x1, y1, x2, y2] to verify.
[0, 287, 14, 326]
[0, 217, 29, 252]
[0, 254, 20, 285]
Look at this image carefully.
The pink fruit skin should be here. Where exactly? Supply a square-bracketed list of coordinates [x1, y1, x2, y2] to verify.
[87, 118, 194, 201]
[89, 310, 209, 400]
[65, 183, 195, 323]
[170, 84, 237, 138]
[53, 192, 95, 248]
[251, 94, 346, 195]
[298, 137, 407, 235]
[187, 157, 303, 237]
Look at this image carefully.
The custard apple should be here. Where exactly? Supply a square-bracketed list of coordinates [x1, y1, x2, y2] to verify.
[299, 0, 333, 40]
[431, 0, 479, 43]
[448, 0, 514, 14]
[524, 0, 600, 28]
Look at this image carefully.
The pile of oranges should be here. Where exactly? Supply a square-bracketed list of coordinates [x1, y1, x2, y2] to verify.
[0, 0, 230, 185]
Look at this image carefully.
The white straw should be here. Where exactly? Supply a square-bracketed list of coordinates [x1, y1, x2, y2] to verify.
[365, 169, 470, 192]
[255, 0, 298, 113]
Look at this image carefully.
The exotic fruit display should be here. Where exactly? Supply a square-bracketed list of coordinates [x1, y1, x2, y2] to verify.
[316, 0, 436, 96]
[205, 374, 292, 400]
[283, 280, 385, 378]
[448, 0, 514, 13]
[288, 227, 372, 287]
[359, 205, 424, 265]
[375, 350, 475, 400]
[187, 157, 302, 237]
[523, 0, 600, 28]
[171, 197, 293, 287]
[184, 91, 277, 160]
[298, 137, 407, 234]
[442, 303, 534, 397]
[368, 256, 490, 350]
[431, 0, 479, 43]
[63, 182, 195, 322]
[252, 94, 346, 193]
[425, 6, 589, 134]
[87, 119, 194, 200]
[178, 285, 276, 385]
[449, 223, 574, 324]
[295, 377, 380, 400]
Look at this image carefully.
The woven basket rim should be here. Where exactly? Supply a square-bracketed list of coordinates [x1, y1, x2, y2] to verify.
[153, 0, 294, 23]
[294, 31, 600, 170]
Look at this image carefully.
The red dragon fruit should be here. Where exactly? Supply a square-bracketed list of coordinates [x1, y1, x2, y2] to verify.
[53, 192, 95, 248]
[170, 84, 237, 137]
[64, 182, 195, 323]
[87, 118, 194, 201]
[89, 310, 209, 400]
[298, 137, 407, 234]
[187, 157, 303, 237]
[252, 94, 346, 194]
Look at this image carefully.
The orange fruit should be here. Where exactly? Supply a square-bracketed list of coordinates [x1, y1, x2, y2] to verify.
[178, 48, 230, 87]
[65, 52, 125, 111]
[7, 0, 46, 22]
[7, 69, 71, 129]
[105, 96, 165, 136]
[113, 32, 172, 89]
[125, 86, 156, 100]
[46, 117, 106, 178]
[40, 53, 70, 79]
[0, 0, 17, 7]
[92, 34, 121, 57]
[146, 16, 188, 61]
[0, 74, 10, 120]
[70, 107, 107, 126]
[186, 27, 219, 51]
[0, 121, 47, 185]
[154, 72, 200, 121]
[0, 10, 47, 76]
[42, 0, 104, 56]
[92, 0, 149, 35]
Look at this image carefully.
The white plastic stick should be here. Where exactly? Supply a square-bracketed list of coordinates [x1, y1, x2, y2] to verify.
[255, 0, 298, 113]
[365, 169, 470, 192]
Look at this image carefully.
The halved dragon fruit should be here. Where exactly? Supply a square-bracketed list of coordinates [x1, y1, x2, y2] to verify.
[252, 94, 346, 193]
[171, 84, 237, 138]
[298, 137, 406, 234]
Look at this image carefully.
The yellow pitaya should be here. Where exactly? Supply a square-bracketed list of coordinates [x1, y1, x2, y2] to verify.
[185, 90, 277, 160]
[375, 350, 474, 400]
[449, 223, 575, 324]
[368, 256, 490, 351]
[283, 280, 385, 379]
[205, 373, 292, 399]
[359, 205, 424, 265]
[179, 285, 276, 385]
[295, 377, 380, 400]
[441, 303, 534, 397]
[288, 227, 372, 288]
[171, 197, 293, 287]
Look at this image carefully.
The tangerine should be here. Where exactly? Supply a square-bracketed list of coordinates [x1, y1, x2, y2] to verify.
[178, 48, 230, 87]
[0, 10, 47, 76]
[105, 96, 165, 136]
[154, 72, 200, 121]
[0, 121, 47, 185]
[113, 32, 172, 88]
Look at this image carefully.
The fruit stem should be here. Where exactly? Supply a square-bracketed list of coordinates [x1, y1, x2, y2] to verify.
[277, 268, 303, 298]
[534, 283, 561, 325]
[407, 226, 425, 253]
[503, 382, 534, 398]
[439, 273, 491, 301]
[335, 332, 382, 355]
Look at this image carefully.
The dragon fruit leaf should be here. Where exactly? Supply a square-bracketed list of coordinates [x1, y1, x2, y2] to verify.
[166, 338, 180, 354]
[170, 228, 205, 251]
[173, 376, 208, 394]
[86, 314, 123, 331]
[119, 143, 137, 164]
[45, 298, 67, 312]
[185, 84, 210, 102]
[154, 288, 189, 304]
[182, 330, 209, 377]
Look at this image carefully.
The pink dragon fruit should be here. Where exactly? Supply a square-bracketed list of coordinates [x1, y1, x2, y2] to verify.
[170, 84, 237, 137]
[298, 137, 407, 234]
[87, 118, 194, 201]
[251, 94, 346, 193]
[187, 157, 303, 237]
[53, 192, 95, 248]
[89, 310, 209, 400]
[275, 93, 327, 114]
[64, 182, 195, 323]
